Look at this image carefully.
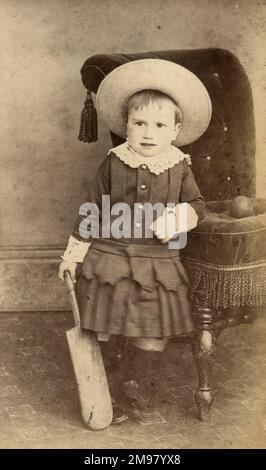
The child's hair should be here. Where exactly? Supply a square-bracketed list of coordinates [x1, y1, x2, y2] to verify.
[123, 89, 182, 125]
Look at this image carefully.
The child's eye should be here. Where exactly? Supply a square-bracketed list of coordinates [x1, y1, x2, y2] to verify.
[156, 123, 165, 128]
[136, 122, 144, 126]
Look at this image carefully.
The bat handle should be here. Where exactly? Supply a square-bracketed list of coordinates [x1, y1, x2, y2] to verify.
[64, 270, 81, 328]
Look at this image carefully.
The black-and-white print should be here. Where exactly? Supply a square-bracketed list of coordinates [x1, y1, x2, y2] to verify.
[1, 0, 265, 457]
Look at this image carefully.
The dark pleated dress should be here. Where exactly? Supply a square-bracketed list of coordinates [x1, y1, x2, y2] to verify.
[74, 150, 205, 339]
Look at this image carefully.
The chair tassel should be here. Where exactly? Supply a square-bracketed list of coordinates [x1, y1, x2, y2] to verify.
[78, 90, 98, 143]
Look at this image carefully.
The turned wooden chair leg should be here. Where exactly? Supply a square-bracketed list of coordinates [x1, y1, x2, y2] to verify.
[192, 306, 216, 421]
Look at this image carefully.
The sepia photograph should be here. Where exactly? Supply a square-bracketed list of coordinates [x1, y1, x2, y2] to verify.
[0, 0, 266, 455]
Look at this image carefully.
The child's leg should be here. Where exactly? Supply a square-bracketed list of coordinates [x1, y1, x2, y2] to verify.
[120, 343, 159, 410]
[100, 337, 167, 415]
[99, 337, 128, 424]
[121, 338, 169, 410]
[99, 337, 151, 411]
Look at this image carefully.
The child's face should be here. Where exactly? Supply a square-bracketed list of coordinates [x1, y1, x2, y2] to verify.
[126, 100, 181, 157]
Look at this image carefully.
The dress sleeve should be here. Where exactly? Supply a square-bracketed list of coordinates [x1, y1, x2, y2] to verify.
[72, 155, 111, 241]
[180, 160, 205, 221]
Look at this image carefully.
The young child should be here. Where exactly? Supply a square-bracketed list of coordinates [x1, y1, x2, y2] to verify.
[58, 59, 212, 424]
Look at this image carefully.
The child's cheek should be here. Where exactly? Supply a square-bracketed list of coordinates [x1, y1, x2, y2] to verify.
[126, 124, 133, 137]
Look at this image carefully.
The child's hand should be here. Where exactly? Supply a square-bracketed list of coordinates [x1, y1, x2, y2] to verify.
[150, 208, 177, 244]
[150, 203, 199, 243]
[58, 261, 78, 283]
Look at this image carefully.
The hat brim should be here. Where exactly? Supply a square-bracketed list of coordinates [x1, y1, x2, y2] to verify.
[96, 59, 212, 147]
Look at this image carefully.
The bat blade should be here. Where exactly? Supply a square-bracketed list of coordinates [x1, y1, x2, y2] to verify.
[66, 326, 113, 430]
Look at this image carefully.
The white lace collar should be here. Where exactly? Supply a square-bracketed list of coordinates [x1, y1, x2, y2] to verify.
[108, 142, 191, 175]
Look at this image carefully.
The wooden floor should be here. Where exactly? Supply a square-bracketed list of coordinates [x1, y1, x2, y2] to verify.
[0, 311, 265, 449]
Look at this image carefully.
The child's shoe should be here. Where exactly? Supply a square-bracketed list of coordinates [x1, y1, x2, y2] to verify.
[123, 380, 150, 411]
[111, 398, 128, 425]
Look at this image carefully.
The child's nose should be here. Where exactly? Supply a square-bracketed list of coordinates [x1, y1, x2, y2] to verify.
[143, 125, 154, 139]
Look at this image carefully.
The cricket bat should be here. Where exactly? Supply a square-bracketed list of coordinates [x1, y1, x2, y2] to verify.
[64, 271, 113, 430]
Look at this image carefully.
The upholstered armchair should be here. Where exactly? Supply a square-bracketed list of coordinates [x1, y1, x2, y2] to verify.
[78, 49, 266, 420]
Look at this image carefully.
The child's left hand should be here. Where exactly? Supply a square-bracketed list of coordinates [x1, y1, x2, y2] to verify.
[150, 207, 178, 244]
[150, 204, 199, 243]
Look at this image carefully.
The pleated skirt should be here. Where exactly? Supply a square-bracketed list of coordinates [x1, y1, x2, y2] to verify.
[76, 239, 194, 338]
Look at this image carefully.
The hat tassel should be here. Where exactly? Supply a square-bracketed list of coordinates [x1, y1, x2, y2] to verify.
[78, 90, 98, 143]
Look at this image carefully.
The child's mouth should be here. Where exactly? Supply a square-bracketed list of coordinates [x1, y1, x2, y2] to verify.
[141, 143, 157, 148]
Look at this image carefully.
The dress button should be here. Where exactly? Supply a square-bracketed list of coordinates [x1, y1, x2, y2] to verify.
[135, 222, 141, 228]
[141, 164, 147, 170]
[140, 184, 147, 190]
[206, 155, 211, 161]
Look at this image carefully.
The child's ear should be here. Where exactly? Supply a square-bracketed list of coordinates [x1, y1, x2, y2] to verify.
[173, 123, 181, 139]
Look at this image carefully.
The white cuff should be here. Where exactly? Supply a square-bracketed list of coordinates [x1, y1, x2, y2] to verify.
[180, 202, 198, 231]
[62, 235, 91, 263]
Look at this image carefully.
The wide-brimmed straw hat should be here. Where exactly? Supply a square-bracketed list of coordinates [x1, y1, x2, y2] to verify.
[96, 59, 212, 147]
